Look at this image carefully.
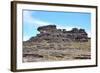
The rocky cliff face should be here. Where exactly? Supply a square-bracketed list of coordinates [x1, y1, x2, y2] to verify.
[23, 25, 91, 62]
[25, 25, 89, 43]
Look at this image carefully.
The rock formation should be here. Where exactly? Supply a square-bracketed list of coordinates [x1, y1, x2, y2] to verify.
[26, 25, 88, 43]
[23, 25, 90, 62]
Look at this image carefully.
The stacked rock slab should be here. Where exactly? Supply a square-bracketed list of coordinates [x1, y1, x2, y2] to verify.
[27, 25, 88, 43]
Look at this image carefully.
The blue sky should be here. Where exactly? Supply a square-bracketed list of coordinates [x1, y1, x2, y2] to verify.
[23, 10, 91, 41]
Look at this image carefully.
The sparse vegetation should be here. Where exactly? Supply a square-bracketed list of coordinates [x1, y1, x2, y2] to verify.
[23, 39, 91, 62]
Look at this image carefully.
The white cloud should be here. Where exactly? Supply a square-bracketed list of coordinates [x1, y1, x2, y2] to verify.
[86, 30, 91, 37]
[23, 35, 31, 41]
[57, 25, 81, 30]
[23, 11, 52, 27]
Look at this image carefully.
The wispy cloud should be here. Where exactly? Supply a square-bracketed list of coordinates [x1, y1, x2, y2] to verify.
[23, 11, 52, 27]
[86, 30, 91, 37]
[23, 35, 31, 41]
[57, 25, 80, 31]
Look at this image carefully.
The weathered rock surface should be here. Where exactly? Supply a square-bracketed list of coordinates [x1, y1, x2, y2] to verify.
[23, 25, 91, 62]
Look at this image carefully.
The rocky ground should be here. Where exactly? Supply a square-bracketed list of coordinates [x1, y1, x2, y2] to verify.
[23, 40, 91, 62]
